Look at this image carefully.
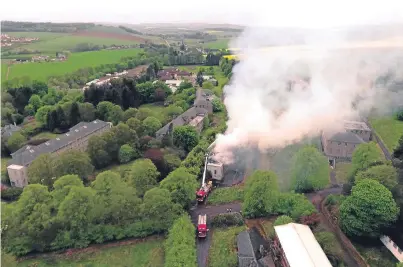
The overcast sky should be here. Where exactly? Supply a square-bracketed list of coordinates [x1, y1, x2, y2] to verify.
[2, 0, 403, 28]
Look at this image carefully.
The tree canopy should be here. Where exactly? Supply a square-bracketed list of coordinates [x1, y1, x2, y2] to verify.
[355, 164, 398, 191]
[351, 142, 383, 177]
[340, 179, 399, 238]
[291, 146, 329, 192]
[243, 170, 279, 218]
[125, 159, 160, 197]
[173, 125, 199, 152]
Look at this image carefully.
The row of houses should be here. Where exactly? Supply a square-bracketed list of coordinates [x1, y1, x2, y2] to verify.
[6, 120, 112, 188]
[157, 67, 196, 92]
[156, 88, 216, 139]
[1, 34, 39, 47]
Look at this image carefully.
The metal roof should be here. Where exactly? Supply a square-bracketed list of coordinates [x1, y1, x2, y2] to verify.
[274, 223, 332, 267]
[8, 120, 110, 167]
[237, 227, 270, 267]
[326, 131, 365, 144]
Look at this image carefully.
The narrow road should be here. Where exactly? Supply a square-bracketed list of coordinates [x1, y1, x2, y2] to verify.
[190, 203, 241, 267]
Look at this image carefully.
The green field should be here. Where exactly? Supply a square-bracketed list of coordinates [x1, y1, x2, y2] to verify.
[31, 131, 60, 140]
[20, 35, 141, 53]
[17, 238, 164, 267]
[138, 103, 169, 124]
[5, 32, 68, 40]
[208, 226, 246, 267]
[370, 116, 403, 152]
[203, 39, 229, 49]
[4, 48, 142, 82]
[207, 186, 244, 205]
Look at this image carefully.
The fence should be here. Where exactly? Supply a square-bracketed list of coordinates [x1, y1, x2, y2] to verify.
[321, 200, 370, 267]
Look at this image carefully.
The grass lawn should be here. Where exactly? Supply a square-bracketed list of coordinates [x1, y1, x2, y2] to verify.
[354, 242, 398, 267]
[334, 162, 352, 184]
[31, 131, 59, 140]
[5, 48, 142, 82]
[208, 226, 246, 267]
[18, 238, 164, 267]
[100, 160, 135, 178]
[138, 103, 169, 124]
[261, 219, 275, 239]
[370, 116, 403, 152]
[207, 186, 244, 205]
[203, 39, 229, 49]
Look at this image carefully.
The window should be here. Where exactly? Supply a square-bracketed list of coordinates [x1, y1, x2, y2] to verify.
[214, 170, 217, 175]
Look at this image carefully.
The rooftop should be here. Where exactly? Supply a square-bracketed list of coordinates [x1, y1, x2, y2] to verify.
[274, 223, 332, 267]
[237, 227, 274, 267]
[343, 120, 371, 131]
[189, 115, 204, 127]
[8, 120, 110, 167]
[325, 130, 365, 144]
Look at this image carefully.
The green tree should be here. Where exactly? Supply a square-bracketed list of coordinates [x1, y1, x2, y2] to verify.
[53, 151, 94, 181]
[274, 193, 316, 220]
[2, 184, 52, 256]
[273, 215, 293, 226]
[127, 117, 143, 135]
[24, 104, 35, 116]
[69, 102, 81, 126]
[125, 159, 160, 197]
[291, 146, 329, 192]
[27, 154, 55, 188]
[243, 170, 279, 218]
[122, 108, 138, 122]
[51, 174, 84, 210]
[141, 187, 182, 232]
[78, 102, 96, 122]
[142, 116, 162, 136]
[91, 171, 141, 224]
[202, 81, 214, 89]
[165, 215, 197, 267]
[35, 105, 53, 125]
[173, 125, 199, 152]
[355, 164, 398, 191]
[108, 104, 123, 125]
[28, 94, 42, 112]
[165, 105, 183, 119]
[160, 167, 198, 208]
[351, 142, 383, 177]
[136, 108, 153, 121]
[87, 135, 111, 169]
[340, 179, 399, 238]
[164, 153, 181, 173]
[118, 144, 136, 163]
[211, 98, 225, 112]
[96, 101, 114, 121]
[6, 132, 26, 153]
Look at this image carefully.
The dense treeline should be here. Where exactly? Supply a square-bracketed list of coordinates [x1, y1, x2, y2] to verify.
[1, 21, 95, 32]
[118, 26, 143, 35]
[164, 215, 197, 267]
[1, 172, 182, 256]
[84, 78, 171, 109]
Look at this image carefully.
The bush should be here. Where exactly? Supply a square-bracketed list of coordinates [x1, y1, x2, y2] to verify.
[118, 144, 136, 163]
[274, 193, 316, 220]
[211, 212, 244, 228]
[325, 194, 345, 206]
[396, 110, 403, 121]
[208, 187, 244, 205]
[1, 187, 23, 201]
[274, 215, 293, 226]
[315, 231, 343, 266]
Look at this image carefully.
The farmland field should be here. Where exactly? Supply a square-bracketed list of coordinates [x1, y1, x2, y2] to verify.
[5, 32, 68, 40]
[4, 48, 142, 82]
[18, 35, 143, 52]
[203, 39, 229, 49]
[17, 238, 164, 267]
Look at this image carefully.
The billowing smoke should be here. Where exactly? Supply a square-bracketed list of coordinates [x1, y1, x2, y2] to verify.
[213, 26, 403, 163]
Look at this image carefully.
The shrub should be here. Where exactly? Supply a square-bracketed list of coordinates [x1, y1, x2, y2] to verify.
[118, 144, 136, 164]
[1, 187, 23, 201]
[315, 231, 343, 266]
[211, 212, 244, 228]
[299, 213, 321, 228]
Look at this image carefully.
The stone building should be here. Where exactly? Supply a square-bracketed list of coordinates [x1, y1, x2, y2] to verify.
[6, 120, 111, 188]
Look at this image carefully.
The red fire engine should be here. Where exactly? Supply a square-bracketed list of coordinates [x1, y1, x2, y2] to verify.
[197, 214, 209, 238]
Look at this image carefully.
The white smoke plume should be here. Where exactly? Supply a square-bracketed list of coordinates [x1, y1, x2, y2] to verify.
[213, 26, 403, 163]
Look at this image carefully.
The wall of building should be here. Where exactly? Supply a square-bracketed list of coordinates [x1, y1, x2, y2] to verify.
[207, 163, 224, 181]
[325, 140, 357, 159]
[7, 166, 28, 188]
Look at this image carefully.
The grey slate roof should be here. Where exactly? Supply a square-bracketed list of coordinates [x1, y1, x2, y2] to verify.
[1, 124, 21, 138]
[327, 131, 365, 144]
[237, 227, 271, 267]
[155, 107, 207, 137]
[8, 120, 110, 167]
